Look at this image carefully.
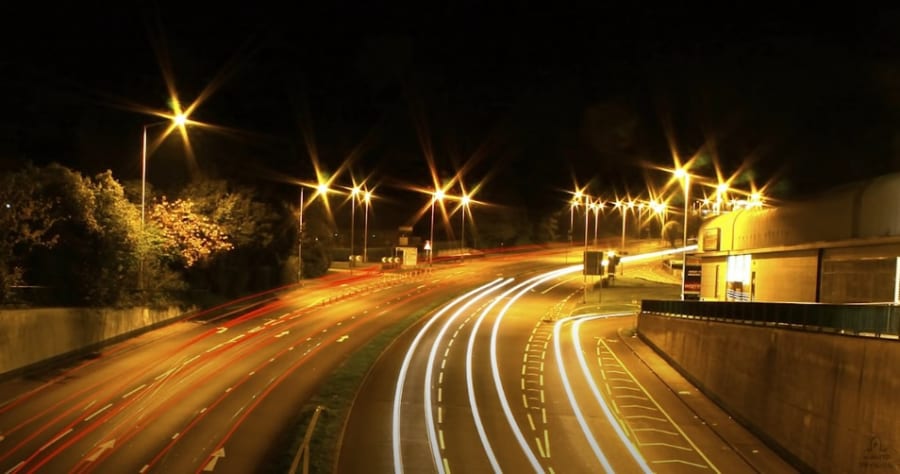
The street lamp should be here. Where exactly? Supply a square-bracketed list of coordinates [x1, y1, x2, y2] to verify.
[429, 189, 445, 266]
[674, 167, 690, 300]
[460, 194, 471, 262]
[350, 186, 360, 273]
[363, 190, 372, 264]
[139, 113, 187, 290]
[299, 183, 329, 285]
[591, 200, 602, 247]
[715, 183, 728, 215]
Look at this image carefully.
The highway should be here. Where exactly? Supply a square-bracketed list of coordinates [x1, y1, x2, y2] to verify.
[338, 250, 798, 473]
[0, 250, 559, 473]
[0, 248, 796, 473]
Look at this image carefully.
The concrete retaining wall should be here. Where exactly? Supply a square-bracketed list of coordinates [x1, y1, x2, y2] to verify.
[637, 313, 900, 473]
[0, 306, 192, 377]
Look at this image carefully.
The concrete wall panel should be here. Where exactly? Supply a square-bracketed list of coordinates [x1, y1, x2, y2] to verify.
[0, 306, 189, 377]
[638, 313, 900, 473]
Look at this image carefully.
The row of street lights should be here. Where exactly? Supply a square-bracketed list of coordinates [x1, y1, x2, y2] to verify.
[297, 183, 373, 284]
[568, 166, 766, 300]
[428, 188, 472, 266]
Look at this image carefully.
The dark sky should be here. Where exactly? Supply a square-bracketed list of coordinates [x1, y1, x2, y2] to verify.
[3, 3, 900, 226]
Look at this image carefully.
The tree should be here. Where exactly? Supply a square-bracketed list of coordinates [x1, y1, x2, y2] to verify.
[150, 197, 233, 268]
[0, 164, 58, 302]
[23, 165, 146, 306]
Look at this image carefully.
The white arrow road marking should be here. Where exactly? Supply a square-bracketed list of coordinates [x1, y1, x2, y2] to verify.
[337, 335, 349, 342]
[85, 439, 115, 462]
[275, 331, 290, 338]
[204, 448, 226, 471]
[216, 327, 228, 334]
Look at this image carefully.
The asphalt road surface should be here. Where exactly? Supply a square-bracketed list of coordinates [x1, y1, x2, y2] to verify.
[337, 253, 798, 473]
[0, 249, 561, 473]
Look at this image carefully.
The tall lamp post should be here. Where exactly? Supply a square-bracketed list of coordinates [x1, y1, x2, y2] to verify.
[582, 193, 591, 303]
[299, 183, 329, 286]
[363, 190, 371, 264]
[460, 194, 471, 262]
[675, 167, 690, 300]
[298, 187, 306, 285]
[139, 113, 187, 290]
[429, 189, 445, 266]
[350, 186, 360, 273]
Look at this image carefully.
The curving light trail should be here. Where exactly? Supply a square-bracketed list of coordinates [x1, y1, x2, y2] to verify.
[485, 265, 582, 473]
[566, 313, 654, 473]
[423, 278, 513, 473]
[392, 278, 505, 474]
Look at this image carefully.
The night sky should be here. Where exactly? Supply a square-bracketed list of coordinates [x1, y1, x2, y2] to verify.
[3, 4, 900, 229]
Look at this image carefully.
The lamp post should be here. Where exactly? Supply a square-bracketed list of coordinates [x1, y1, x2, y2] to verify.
[675, 168, 690, 300]
[460, 194, 471, 262]
[298, 187, 306, 285]
[350, 186, 360, 273]
[363, 190, 371, 264]
[429, 189, 444, 266]
[582, 193, 590, 303]
[299, 183, 329, 285]
[591, 200, 601, 247]
[139, 114, 187, 290]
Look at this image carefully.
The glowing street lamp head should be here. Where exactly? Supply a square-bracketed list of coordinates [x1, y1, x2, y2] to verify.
[363, 190, 372, 203]
[674, 168, 688, 180]
[351, 186, 361, 196]
[434, 189, 445, 202]
[461, 194, 471, 206]
[717, 182, 729, 195]
[173, 113, 188, 127]
[317, 183, 329, 195]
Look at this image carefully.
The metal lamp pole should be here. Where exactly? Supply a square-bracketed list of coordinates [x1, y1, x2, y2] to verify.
[460, 195, 470, 263]
[350, 187, 359, 274]
[363, 190, 371, 264]
[429, 190, 444, 266]
[676, 169, 690, 300]
[298, 187, 305, 285]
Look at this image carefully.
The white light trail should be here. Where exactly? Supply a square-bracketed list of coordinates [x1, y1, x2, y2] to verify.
[482, 266, 581, 473]
[619, 245, 697, 264]
[392, 278, 506, 474]
[569, 313, 653, 473]
[424, 278, 512, 473]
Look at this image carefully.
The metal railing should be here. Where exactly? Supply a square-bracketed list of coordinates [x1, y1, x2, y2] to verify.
[641, 299, 900, 338]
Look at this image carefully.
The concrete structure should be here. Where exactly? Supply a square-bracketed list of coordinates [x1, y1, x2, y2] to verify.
[696, 172, 900, 303]
[638, 313, 900, 473]
[0, 306, 190, 378]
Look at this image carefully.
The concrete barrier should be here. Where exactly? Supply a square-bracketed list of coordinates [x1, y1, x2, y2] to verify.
[0, 305, 191, 378]
[637, 313, 900, 473]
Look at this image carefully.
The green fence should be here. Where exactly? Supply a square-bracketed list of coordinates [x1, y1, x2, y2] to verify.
[641, 300, 900, 338]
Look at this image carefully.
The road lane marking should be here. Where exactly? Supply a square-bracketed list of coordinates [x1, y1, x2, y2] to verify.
[123, 384, 147, 399]
[39, 428, 72, 452]
[392, 278, 506, 474]
[85, 403, 113, 421]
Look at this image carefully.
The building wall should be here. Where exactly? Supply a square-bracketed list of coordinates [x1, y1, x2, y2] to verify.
[699, 257, 726, 300]
[752, 250, 819, 302]
[696, 172, 900, 303]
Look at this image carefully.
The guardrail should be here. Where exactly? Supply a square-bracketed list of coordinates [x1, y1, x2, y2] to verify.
[641, 299, 900, 339]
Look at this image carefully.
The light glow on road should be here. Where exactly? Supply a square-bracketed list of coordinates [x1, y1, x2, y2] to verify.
[392, 278, 505, 474]
[424, 278, 512, 473]
[619, 245, 697, 264]
[484, 265, 582, 472]
[565, 313, 652, 473]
